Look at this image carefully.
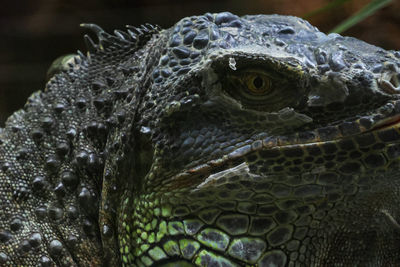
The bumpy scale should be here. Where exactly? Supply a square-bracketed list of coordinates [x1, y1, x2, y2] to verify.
[1, 11, 400, 266]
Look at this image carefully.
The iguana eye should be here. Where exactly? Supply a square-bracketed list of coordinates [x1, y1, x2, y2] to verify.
[227, 70, 274, 101]
[221, 62, 305, 111]
[243, 73, 272, 95]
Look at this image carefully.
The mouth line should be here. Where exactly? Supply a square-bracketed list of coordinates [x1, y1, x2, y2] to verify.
[162, 109, 400, 191]
[368, 114, 400, 132]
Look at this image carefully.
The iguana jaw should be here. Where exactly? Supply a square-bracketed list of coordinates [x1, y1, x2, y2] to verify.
[164, 99, 400, 191]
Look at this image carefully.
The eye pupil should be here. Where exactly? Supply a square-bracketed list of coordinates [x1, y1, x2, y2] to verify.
[253, 76, 264, 89]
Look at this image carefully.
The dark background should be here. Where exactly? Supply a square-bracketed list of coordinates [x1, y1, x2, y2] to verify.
[1, 0, 399, 126]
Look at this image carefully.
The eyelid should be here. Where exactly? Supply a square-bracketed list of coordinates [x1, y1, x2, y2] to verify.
[228, 69, 274, 81]
[219, 59, 307, 111]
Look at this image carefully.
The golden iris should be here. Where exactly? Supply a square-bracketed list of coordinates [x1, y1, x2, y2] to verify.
[242, 73, 272, 95]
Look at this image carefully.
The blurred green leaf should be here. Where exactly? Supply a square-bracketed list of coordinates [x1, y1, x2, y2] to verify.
[330, 0, 393, 33]
[303, 0, 352, 19]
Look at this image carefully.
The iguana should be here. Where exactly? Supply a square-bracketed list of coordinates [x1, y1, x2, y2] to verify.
[1, 11, 400, 266]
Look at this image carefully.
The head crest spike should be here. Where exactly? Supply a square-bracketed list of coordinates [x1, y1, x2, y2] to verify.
[80, 23, 105, 38]
[83, 35, 98, 53]
[126, 30, 138, 42]
[77, 50, 86, 60]
[114, 30, 130, 41]
[98, 31, 120, 48]
[126, 25, 143, 35]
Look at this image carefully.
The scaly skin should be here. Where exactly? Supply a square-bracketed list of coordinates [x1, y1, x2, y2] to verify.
[1, 12, 400, 266]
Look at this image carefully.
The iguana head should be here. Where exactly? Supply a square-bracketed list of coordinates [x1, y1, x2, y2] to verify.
[109, 12, 400, 266]
[3, 10, 400, 266]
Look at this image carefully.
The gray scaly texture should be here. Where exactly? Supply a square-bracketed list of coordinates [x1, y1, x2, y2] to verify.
[1, 12, 400, 266]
